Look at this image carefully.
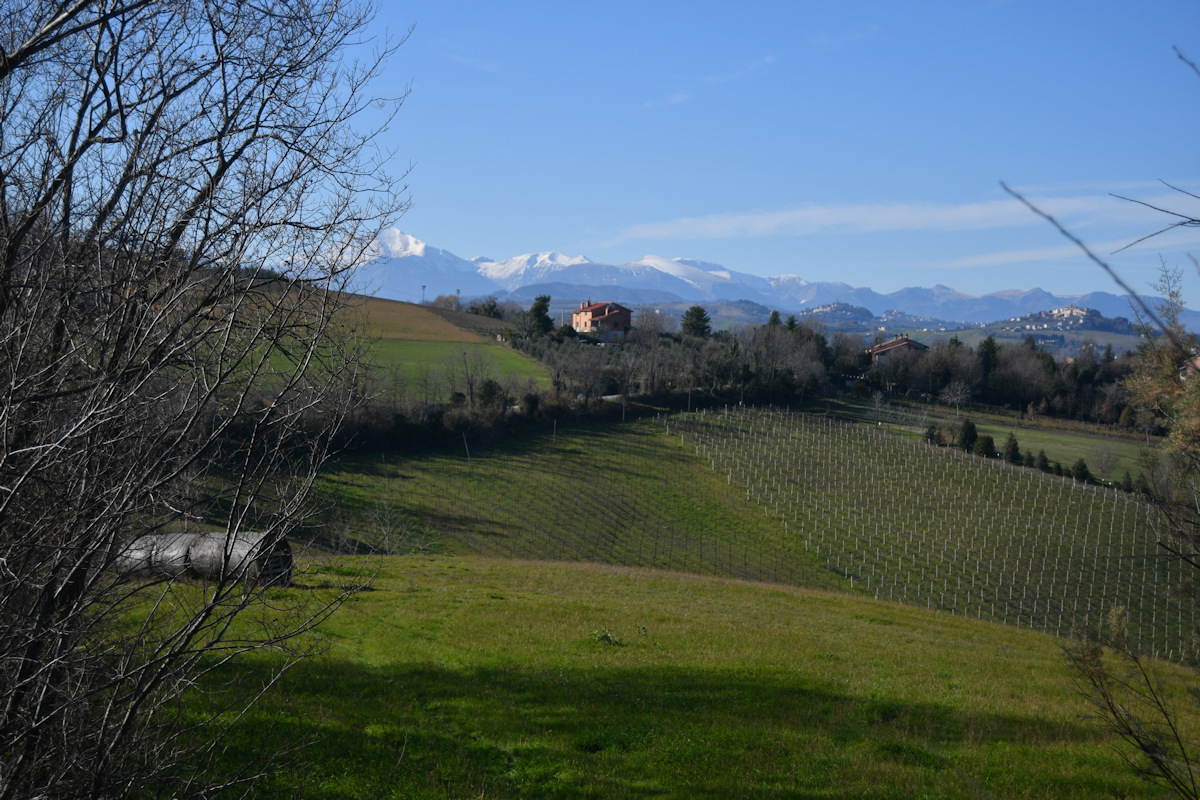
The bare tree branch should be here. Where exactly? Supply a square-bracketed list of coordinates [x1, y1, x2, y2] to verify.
[1000, 181, 1172, 340]
[0, 1, 407, 796]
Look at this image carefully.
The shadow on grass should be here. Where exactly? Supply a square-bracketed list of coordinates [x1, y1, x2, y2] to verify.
[216, 656, 1113, 800]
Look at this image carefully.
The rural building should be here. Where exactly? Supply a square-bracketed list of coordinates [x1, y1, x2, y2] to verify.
[571, 300, 632, 343]
[867, 334, 928, 365]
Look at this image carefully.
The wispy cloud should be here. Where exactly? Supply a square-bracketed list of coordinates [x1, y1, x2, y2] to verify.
[704, 55, 777, 85]
[645, 54, 777, 108]
[613, 191, 1193, 243]
[936, 232, 1200, 271]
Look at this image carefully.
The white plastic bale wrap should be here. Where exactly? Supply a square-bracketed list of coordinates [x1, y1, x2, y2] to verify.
[115, 531, 292, 586]
[113, 533, 193, 577]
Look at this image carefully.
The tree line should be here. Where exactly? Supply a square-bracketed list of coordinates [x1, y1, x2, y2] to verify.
[340, 293, 1155, 457]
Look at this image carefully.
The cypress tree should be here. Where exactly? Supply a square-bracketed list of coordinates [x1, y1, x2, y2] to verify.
[973, 435, 996, 458]
[1003, 432, 1021, 464]
[957, 419, 978, 452]
[1071, 458, 1091, 482]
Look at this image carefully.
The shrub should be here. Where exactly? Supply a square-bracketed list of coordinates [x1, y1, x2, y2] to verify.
[973, 435, 996, 458]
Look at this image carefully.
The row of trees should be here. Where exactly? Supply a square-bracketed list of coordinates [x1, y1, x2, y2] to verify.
[872, 330, 1136, 424]
[498, 297, 1141, 428]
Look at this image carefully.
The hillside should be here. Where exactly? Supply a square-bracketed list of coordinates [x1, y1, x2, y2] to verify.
[286, 300, 1197, 796]
[324, 407, 1183, 657]
[228, 556, 1172, 798]
[353, 295, 550, 394]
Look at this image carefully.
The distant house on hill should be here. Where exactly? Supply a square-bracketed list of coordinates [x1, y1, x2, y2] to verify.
[867, 334, 928, 365]
[571, 300, 632, 343]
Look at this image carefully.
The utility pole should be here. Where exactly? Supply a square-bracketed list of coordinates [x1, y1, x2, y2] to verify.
[421, 285, 426, 304]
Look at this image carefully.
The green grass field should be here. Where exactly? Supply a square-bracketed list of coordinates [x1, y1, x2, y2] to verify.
[371, 339, 551, 391]
[973, 420, 1148, 480]
[355, 297, 550, 395]
[224, 556, 1177, 799]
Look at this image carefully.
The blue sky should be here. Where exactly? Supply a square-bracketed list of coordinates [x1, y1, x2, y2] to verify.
[368, 1, 1200, 300]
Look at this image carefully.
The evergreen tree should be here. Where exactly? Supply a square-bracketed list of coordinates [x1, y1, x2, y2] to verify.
[956, 419, 978, 452]
[529, 295, 554, 337]
[977, 335, 999, 384]
[924, 422, 940, 445]
[1071, 458, 1091, 481]
[681, 305, 712, 338]
[1035, 449, 1050, 472]
[1002, 432, 1021, 463]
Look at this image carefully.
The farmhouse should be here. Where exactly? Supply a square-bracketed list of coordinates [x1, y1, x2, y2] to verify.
[572, 300, 632, 343]
[867, 334, 928, 365]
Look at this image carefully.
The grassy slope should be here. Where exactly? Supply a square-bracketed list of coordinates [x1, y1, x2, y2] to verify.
[323, 421, 844, 591]
[237, 556, 1171, 799]
[973, 420, 1148, 479]
[324, 409, 1184, 655]
[825, 396, 1152, 482]
[356, 295, 550, 390]
[262, 303, 1189, 796]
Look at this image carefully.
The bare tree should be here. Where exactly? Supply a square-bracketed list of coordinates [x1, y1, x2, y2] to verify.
[0, 1, 406, 797]
[1091, 442, 1119, 481]
[613, 347, 641, 420]
[870, 390, 889, 425]
[443, 347, 495, 408]
[790, 337, 826, 404]
[939, 380, 971, 416]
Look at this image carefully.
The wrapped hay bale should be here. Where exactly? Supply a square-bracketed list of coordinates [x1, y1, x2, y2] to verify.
[116, 531, 291, 586]
[114, 533, 193, 577]
[188, 531, 292, 586]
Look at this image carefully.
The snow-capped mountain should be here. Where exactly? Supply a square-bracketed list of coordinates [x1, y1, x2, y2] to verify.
[355, 228, 1188, 327]
[476, 251, 593, 290]
[355, 229, 498, 300]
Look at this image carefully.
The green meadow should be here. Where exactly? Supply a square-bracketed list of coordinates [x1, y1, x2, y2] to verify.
[973, 421, 1148, 480]
[355, 298, 550, 394]
[371, 338, 551, 391]
[230, 556, 1175, 799]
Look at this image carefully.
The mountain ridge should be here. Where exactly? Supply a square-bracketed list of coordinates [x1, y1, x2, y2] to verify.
[357, 228, 1193, 328]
